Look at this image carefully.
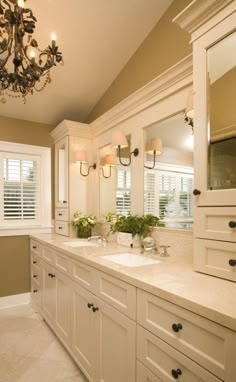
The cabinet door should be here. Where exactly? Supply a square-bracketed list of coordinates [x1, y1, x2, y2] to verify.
[98, 297, 136, 382]
[54, 270, 72, 348]
[42, 263, 55, 324]
[71, 282, 99, 382]
[193, 13, 236, 207]
[55, 136, 69, 208]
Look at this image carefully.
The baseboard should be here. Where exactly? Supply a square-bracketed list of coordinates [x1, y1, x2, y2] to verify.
[0, 292, 30, 309]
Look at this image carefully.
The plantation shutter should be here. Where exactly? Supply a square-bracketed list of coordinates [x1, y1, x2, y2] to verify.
[116, 166, 131, 215]
[178, 175, 193, 218]
[1, 153, 40, 225]
[158, 172, 176, 218]
[144, 171, 156, 215]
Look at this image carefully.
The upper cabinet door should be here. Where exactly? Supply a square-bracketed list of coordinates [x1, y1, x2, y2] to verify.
[55, 136, 69, 208]
[193, 12, 236, 206]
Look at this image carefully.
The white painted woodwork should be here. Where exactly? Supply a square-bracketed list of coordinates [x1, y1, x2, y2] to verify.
[31, 278, 41, 307]
[71, 282, 99, 381]
[194, 207, 236, 242]
[94, 270, 136, 320]
[137, 361, 162, 382]
[55, 251, 72, 277]
[193, 11, 236, 207]
[194, 238, 236, 282]
[55, 136, 69, 209]
[72, 259, 96, 292]
[137, 325, 222, 382]
[55, 221, 70, 236]
[55, 208, 69, 221]
[42, 245, 55, 265]
[42, 262, 55, 325]
[30, 240, 42, 256]
[137, 289, 236, 381]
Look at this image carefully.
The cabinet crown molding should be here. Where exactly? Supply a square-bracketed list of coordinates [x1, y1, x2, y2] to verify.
[173, 0, 235, 41]
[50, 119, 93, 143]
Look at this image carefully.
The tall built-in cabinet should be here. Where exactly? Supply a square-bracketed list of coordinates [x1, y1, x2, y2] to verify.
[175, 0, 236, 282]
[51, 120, 95, 236]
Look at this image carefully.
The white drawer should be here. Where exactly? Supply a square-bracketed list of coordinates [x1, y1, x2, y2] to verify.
[31, 263, 41, 285]
[95, 271, 136, 320]
[137, 361, 162, 382]
[137, 326, 221, 382]
[72, 259, 96, 292]
[31, 279, 41, 307]
[194, 238, 236, 282]
[42, 246, 55, 265]
[31, 254, 41, 270]
[195, 207, 236, 242]
[55, 208, 69, 221]
[137, 289, 236, 380]
[55, 221, 69, 236]
[55, 251, 72, 276]
[30, 240, 42, 256]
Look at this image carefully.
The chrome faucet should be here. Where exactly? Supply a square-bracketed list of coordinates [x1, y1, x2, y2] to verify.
[159, 245, 170, 257]
[141, 237, 157, 255]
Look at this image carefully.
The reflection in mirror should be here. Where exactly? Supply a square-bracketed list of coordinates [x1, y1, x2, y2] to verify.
[207, 31, 236, 190]
[58, 144, 66, 203]
[99, 138, 131, 220]
[144, 113, 194, 229]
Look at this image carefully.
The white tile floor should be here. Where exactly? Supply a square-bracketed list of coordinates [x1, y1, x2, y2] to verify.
[0, 304, 88, 382]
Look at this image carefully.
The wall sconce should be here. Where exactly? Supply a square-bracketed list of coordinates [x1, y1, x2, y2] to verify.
[75, 150, 96, 177]
[144, 138, 163, 169]
[101, 154, 116, 178]
[184, 91, 194, 133]
[111, 131, 139, 167]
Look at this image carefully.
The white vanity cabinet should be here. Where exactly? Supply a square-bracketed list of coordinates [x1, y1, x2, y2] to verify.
[51, 120, 95, 237]
[174, 0, 236, 281]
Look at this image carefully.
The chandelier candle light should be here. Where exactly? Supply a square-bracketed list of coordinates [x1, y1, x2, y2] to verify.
[0, 0, 63, 103]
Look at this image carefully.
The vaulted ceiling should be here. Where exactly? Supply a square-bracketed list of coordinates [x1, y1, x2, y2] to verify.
[0, 0, 173, 126]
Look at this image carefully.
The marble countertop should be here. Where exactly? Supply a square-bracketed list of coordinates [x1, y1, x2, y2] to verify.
[30, 233, 236, 332]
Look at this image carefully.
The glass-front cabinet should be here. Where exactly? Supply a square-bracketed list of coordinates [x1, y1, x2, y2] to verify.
[55, 136, 68, 208]
[193, 11, 236, 207]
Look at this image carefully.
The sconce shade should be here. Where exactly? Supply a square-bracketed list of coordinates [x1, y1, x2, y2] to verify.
[186, 91, 194, 119]
[101, 154, 116, 166]
[111, 131, 128, 149]
[146, 138, 163, 155]
[75, 150, 88, 163]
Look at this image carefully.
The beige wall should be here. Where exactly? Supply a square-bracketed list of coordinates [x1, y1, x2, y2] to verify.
[86, 0, 192, 123]
[0, 116, 54, 298]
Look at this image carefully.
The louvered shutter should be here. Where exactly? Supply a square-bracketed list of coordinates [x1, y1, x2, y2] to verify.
[1, 153, 40, 225]
[116, 166, 131, 215]
[144, 170, 156, 215]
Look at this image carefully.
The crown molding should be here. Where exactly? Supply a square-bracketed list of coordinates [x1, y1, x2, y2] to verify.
[90, 54, 193, 137]
[173, 0, 235, 41]
[50, 119, 93, 143]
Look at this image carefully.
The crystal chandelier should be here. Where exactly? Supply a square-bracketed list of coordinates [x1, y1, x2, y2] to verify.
[0, 0, 63, 103]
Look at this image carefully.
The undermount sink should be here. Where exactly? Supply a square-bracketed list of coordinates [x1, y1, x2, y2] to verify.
[100, 252, 161, 267]
[62, 241, 98, 248]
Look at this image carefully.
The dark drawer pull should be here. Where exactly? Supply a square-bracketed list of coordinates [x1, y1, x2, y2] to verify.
[33, 275, 37, 278]
[87, 303, 94, 309]
[172, 368, 182, 379]
[51, 274, 56, 278]
[92, 306, 99, 313]
[33, 261, 37, 264]
[63, 200, 67, 204]
[33, 246, 36, 249]
[229, 221, 236, 229]
[193, 189, 201, 196]
[172, 323, 183, 333]
[58, 226, 63, 230]
[33, 289, 37, 293]
[58, 213, 63, 216]
[229, 259, 236, 267]
[48, 273, 52, 277]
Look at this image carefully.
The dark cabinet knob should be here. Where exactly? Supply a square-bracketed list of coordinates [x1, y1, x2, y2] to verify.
[48, 273, 52, 277]
[92, 306, 99, 313]
[58, 213, 62, 216]
[33, 261, 37, 264]
[33, 289, 37, 293]
[229, 259, 236, 267]
[172, 368, 182, 379]
[33, 275, 37, 278]
[87, 303, 94, 309]
[51, 274, 56, 278]
[193, 189, 201, 196]
[63, 200, 67, 204]
[33, 246, 36, 249]
[59, 227, 63, 230]
[172, 323, 183, 333]
[229, 221, 236, 229]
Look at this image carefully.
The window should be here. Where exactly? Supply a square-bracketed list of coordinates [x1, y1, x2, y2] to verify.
[144, 163, 193, 227]
[116, 165, 131, 215]
[0, 141, 51, 236]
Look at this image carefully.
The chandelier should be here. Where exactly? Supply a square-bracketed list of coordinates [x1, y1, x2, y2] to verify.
[0, 0, 63, 103]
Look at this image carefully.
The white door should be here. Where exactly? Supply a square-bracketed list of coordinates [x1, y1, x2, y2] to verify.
[98, 298, 136, 382]
[71, 282, 99, 382]
[42, 263, 55, 324]
[54, 270, 72, 347]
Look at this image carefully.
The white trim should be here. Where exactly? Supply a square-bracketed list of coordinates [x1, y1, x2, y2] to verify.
[50, 120, 93, 143]
[90, 54, 193, 137]
[0, 292, 30, 309]
[0, 225, 53, 237]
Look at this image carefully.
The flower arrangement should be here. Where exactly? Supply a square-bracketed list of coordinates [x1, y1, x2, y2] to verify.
[71, 211, 97, 238]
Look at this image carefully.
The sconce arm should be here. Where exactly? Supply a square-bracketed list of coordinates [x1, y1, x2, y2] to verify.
[80, 162, 96, 177]
[117, 146, 139, 167]
[144, 150, 156, 170]
[101, 166, 112, 179]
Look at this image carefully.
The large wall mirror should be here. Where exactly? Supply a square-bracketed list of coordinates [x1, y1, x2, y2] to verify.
[207, 30, 236, 190]
[99, 137, 131, 220]
[144, 113, 194, 229]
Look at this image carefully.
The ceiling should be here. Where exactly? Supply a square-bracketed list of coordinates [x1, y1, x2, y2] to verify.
[0, 0, 173, 126]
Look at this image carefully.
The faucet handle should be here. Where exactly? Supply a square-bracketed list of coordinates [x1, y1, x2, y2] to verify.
[159, 245, 170, 257]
